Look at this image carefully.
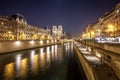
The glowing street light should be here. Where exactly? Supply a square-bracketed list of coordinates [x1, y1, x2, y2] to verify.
[108, 25, 114, 32]
[107, 24, 116, 37]
[90, 31, 95, 39]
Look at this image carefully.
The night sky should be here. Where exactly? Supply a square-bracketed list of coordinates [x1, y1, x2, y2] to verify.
[0, 0, 119, 35]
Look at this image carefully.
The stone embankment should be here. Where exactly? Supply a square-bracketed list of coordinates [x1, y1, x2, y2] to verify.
[74, 41, 119, 80]
[0, 40, 72, 54]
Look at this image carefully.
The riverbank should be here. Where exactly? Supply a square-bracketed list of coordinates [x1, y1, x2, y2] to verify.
[74, 41, 119, 80]
[0, 40, 72, 54]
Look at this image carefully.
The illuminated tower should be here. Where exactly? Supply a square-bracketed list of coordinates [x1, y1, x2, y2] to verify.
[52, 25, 58, 39]
[58, 25, 63, 39]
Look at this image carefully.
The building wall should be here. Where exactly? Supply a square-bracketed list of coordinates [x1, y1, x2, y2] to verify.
[82, 3, 120, 39]
[0, 14, 50, 40]
[82, 41, 120, 79]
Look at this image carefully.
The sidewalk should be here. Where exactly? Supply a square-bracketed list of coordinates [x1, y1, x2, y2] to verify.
[74, 42, 119, 80]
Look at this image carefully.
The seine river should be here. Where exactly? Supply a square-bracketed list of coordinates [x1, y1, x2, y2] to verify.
[0, 43, 87, 80]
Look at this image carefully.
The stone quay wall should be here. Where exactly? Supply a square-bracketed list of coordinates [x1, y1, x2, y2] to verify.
[80, 40, 120, 79]
[0, 40, 58, 54]
[74, 44, 98, 80]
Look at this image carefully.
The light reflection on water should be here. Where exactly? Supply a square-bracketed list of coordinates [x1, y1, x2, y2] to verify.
[46, 47, 51, 64]
[0, 43, 78, 80]
[4, 62, 14, 80]
[21, 58, 28, 79]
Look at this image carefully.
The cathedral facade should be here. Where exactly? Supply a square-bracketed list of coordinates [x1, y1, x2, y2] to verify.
[52, 25, 63, 39]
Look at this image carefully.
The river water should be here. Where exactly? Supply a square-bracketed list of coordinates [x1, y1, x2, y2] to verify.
[0, 43, 87, 80]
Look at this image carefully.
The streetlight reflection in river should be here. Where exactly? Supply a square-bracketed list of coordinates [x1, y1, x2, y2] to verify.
[46, 47, 50, 53]
[55, 45, 58, 60]
[47, 40, 49, 44]
[46, 47, 51, 63]
[16, 54, 22, 75]
[30, 50, 35, 72]
[21, 58, 28, 79]
[40, 48, 44, 54]
[39, 49, 46, 70]
[32, 54, 39, 75]
[51, 46, 55, 61]
[4, 63, 14, 80]
[31, 50, 35, 59]
[65, 43, 70, 54]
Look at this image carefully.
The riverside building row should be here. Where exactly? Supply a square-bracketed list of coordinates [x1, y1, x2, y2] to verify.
[82, 3, 120, 42]
[0, 14, 51, 40]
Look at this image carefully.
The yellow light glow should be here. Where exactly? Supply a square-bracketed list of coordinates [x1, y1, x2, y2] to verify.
[7, 31, 11, 34]
[21, 58, 28, 78]
[51, 40, 54, 43]
[47, 40, 49, 44]
[55, 45, 58, 59]
[90, 31, 95, 38]
[40, 51, 45, 69]
[47, 36, 50, 39]
[4, 63, 14, 80]
[46, 47, 51, 63]
[107, 24, 114, 32]
[30, 40, 34, 44]
[98, 29, 101, 32]
[90, 31, 94, 35]
[15, 41, 21, 45]
[40, 48, 44, 54]
[41, 35, 45, 39]
[55, 39, 57, 43]
[33, 54, 39, 75]
[40, 40, 43, 45]
[51, 46, 54, 55]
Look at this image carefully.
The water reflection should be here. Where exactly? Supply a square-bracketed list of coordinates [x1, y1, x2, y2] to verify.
[0, 43, 81, 80]
[51, 45, 55, 61]
[39, 48, 46, 71]
[33, 54, 39, 75]
[15, 54, 21, 78]
[55, 45, 58, 61]
[4, 63, 14, 80]
[71, 43, 73, 53]
[21, 58, 28, 79]
[46, 47, 51, 64]
[65, 43, 71, 56]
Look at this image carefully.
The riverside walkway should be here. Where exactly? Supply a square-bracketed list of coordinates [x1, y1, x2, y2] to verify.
[74, 41, 119, 80]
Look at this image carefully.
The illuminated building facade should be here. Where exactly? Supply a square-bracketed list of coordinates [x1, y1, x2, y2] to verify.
[0, 14, 50, 40]
[82, 3, 120, 40]
[52, 25, 63, 39]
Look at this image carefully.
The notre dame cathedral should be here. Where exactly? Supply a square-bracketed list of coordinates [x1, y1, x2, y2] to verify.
[52, 25, 63, 39]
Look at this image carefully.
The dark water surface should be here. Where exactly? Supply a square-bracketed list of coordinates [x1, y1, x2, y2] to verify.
[0, 43, 87, 80]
